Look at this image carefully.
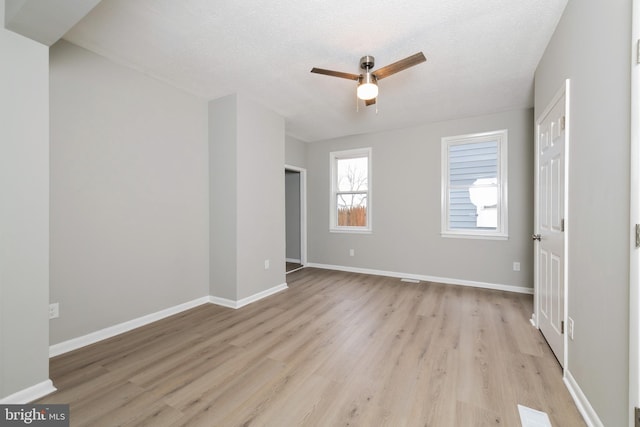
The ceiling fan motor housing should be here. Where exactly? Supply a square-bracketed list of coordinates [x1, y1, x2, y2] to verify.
[359, 72, 377, 86]
[360, 55, 375, 70]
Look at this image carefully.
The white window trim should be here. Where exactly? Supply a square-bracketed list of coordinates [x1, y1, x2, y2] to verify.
[441, 129, 508, 240]
[330, 147, 372, 234]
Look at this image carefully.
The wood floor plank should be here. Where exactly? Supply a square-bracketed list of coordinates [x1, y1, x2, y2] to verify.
[171, 356, 288, 426]
[39, 268, 586, 426]
[408, 346, 459, 426]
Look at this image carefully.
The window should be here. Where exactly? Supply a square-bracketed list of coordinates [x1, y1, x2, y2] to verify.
[441, 130, 508, 239]
[330, 148, 372, 233]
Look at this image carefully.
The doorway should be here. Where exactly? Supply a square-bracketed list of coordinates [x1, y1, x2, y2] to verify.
[285, 165, 307, 273]
[534, 80, 569, 368]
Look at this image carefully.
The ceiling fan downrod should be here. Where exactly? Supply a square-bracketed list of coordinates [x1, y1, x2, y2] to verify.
[360, 55, 375, 71]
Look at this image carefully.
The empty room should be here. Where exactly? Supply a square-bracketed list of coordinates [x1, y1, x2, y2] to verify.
[1, 0, 637, 426]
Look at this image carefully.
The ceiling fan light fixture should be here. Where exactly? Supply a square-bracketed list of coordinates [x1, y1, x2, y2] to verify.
[357, 73, 378, 100]
[311, 52, 426, 106]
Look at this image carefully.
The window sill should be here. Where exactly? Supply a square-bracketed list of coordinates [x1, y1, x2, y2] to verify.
[441, 231, 508, 241]
[330, 228, 372, 235]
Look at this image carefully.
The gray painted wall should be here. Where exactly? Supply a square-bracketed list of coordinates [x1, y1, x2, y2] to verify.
[49, 40, 210, 345]
[285, 171, 301, 261]
[307, 108, 534, 289]
[236, 96, 286, 299]
[535, 1, 631, 425]
[209, 95, 239, 300]
[209, 94, 286, 300]
[285, 134, 308, 169]
[0, 1, 50, 398]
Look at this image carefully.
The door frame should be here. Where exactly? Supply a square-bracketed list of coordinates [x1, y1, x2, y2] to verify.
[285, 164, 308, 267]
[630, 0, 640, 423]
[533, 79, 570, 370]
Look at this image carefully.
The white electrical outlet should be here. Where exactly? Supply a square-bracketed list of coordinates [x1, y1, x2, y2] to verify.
[49, 303, 59, 319]
[513, 262, 521, 271]
[568, 317, 574, 340]
[264, 259, 270, 270]
[349, 249, 355, 257]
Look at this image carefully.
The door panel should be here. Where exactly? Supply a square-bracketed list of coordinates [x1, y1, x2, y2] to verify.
[540, 250, 548, 316]
[551, 157, 562, 230]
[551, 254, 561, 331]
[540, 164, 549, 229]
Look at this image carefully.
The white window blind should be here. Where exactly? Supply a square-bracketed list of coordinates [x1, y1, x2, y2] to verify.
[441, 130, 508, 239]
[449, 140, 498, 229]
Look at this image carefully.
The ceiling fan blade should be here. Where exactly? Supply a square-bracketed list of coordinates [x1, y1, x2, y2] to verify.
[372, 52, 426, 80]
[365, 98, 377, 106]
[310, 68, 360, 81]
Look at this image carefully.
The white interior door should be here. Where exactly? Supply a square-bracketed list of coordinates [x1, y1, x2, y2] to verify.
[535, 85, 567, 366]
[630, 0, 640, 423]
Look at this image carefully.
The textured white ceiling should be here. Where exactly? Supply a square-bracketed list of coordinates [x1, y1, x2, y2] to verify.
[63, 0, 568, 142]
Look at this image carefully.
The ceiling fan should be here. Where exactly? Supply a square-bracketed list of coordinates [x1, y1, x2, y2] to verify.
[310, 52, 426, 106]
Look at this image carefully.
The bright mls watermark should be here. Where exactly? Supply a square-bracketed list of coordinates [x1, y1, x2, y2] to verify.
[0, 405, 69, 426]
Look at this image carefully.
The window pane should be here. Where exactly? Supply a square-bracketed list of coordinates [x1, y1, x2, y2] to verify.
[449, 188, 477, 229]
[449, 180, 498, 230]
[337, 193, 367, 227]
[337, 157, 368, 192]
[330, 148, 372, 233]
[448, 140, 498, 230]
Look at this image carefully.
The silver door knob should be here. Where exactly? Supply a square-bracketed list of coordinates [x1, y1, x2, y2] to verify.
[532, 234, 541, 241]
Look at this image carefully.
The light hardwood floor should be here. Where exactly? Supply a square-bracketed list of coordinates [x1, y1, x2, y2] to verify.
[286, 262, 303, 273]
[39, 268, 586, 426]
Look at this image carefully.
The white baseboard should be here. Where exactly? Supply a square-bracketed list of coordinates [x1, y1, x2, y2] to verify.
[563, 370, 603, 427]
[306, 263, 533, 295]
[49, 296, 210, 357]
[237, 283, 287, 308]
[49, 283, 290, 358]
[209, 295, 238, 309]
[0, 379, 56, 404]
[286, 258, 301, 263]
[210, 283, 288, 309]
